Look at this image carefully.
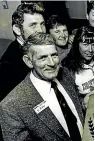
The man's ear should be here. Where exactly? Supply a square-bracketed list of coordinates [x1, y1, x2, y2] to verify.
[23, 55, 33, 68]
[13, 25, 21, 36]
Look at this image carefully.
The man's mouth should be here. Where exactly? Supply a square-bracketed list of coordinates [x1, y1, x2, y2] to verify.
[44, 67, 57, 73]
[45, 69, 55, 72]
[48, 70, 55, 73]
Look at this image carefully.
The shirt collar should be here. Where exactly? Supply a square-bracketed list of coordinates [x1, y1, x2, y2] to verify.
[17, 36, 24, 46]
[82, 61, 94, 69]
[30, 71, 51, 100]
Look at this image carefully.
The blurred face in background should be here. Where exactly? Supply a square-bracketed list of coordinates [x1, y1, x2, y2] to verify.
[88, 9, 94, 27]
[49, 24, 68, 47]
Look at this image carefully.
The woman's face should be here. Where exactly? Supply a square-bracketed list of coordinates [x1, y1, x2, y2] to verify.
[79, 42, 94, 61]
[49, 25, 68, 47]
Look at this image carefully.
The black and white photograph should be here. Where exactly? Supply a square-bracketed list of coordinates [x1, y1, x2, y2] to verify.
[0, 0, 94, 141]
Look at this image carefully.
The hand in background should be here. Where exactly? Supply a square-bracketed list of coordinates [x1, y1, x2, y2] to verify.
[68, 35, 75, 45]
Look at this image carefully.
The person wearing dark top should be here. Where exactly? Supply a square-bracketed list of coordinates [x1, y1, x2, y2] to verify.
[0, 2, 46, 100]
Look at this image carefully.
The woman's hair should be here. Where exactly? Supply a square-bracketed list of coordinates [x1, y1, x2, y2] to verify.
[47, 15, 66, 29]
[63, 26, 94, 73]
[47, 15, 70, 34]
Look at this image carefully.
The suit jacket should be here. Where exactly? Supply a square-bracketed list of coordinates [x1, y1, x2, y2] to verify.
[0, 67, 84, 141]
[0, 40, 30, 100]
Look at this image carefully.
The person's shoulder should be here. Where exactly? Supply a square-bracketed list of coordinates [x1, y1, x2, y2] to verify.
[58, 66, 73, 78]
[3, 40, 21, 55]
[0, 74, 32, 109]
[58, 67, 75, 84]
[0, 40, 21, 62]
[7, 40, 20, 50]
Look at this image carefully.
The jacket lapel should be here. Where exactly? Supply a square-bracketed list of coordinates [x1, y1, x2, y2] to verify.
[57, 67, 84, 125]
[35, 103, 70, 140]
[24, 74, 70, 140]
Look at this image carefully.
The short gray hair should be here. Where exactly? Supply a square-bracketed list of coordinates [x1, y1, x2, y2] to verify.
[23, 33, 55, 54]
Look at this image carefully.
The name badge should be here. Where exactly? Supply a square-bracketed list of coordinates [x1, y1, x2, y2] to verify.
[33, 101, 48, 114]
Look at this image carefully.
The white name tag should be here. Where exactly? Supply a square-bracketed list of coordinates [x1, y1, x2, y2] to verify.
[33, 101, 48, 114]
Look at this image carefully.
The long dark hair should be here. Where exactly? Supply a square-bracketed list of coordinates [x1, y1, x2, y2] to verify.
[63, 26, 94, 73]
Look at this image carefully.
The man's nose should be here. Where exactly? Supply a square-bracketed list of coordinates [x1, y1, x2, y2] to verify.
[37, 25, 43, 33]
[60, 31, 65, 37]
[47, 56, 55, 66]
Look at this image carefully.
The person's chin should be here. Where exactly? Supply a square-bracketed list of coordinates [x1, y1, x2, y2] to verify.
[58, 41, 67, 46]
[85, 57, 93, 61]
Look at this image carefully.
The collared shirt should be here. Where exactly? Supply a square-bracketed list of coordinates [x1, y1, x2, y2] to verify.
[30, 71, 83, 137]
[75, 61, 94, 95]
[17, 36, 24, 46]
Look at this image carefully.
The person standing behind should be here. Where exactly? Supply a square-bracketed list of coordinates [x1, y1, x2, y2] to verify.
[47, 15, 74, 62]
[86, 0, 94, 28]
[0, 2, 46, 100]
[63, 26, 94, 114]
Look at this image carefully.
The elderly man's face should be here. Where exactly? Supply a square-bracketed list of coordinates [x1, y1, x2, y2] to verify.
[29, 44, 60, 80]
[49, 25, 69, 47]
[22, 13, 46, 39]
[88, 9, 94, 27]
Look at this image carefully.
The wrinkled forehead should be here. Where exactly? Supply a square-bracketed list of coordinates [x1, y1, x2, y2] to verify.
[23, 13, 44, 23]
[29, 44, 57, 54]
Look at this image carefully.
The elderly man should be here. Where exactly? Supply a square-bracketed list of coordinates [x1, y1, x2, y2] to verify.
[47, 15, 74, 62]
[0, 33, 84, 141]
[0, 2, 46, 99]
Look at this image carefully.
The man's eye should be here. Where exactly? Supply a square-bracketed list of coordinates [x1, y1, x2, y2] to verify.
[39, 56, 46, 60]
[52, 54, 58, 57]
[30, 23, 36, 27]
[41, 22, 45, 26]
[63, 30, 67, 32]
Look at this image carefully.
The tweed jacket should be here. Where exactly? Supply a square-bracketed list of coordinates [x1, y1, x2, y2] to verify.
[0, 67, 84, 141]
[0, 40, 30, 100]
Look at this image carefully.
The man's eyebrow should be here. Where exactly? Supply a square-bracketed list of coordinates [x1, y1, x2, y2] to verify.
[40, 21, 45, 24]
[38, 55, 47, 59]
[51, 52, 58, 56]
[29, 22, 37, 26]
